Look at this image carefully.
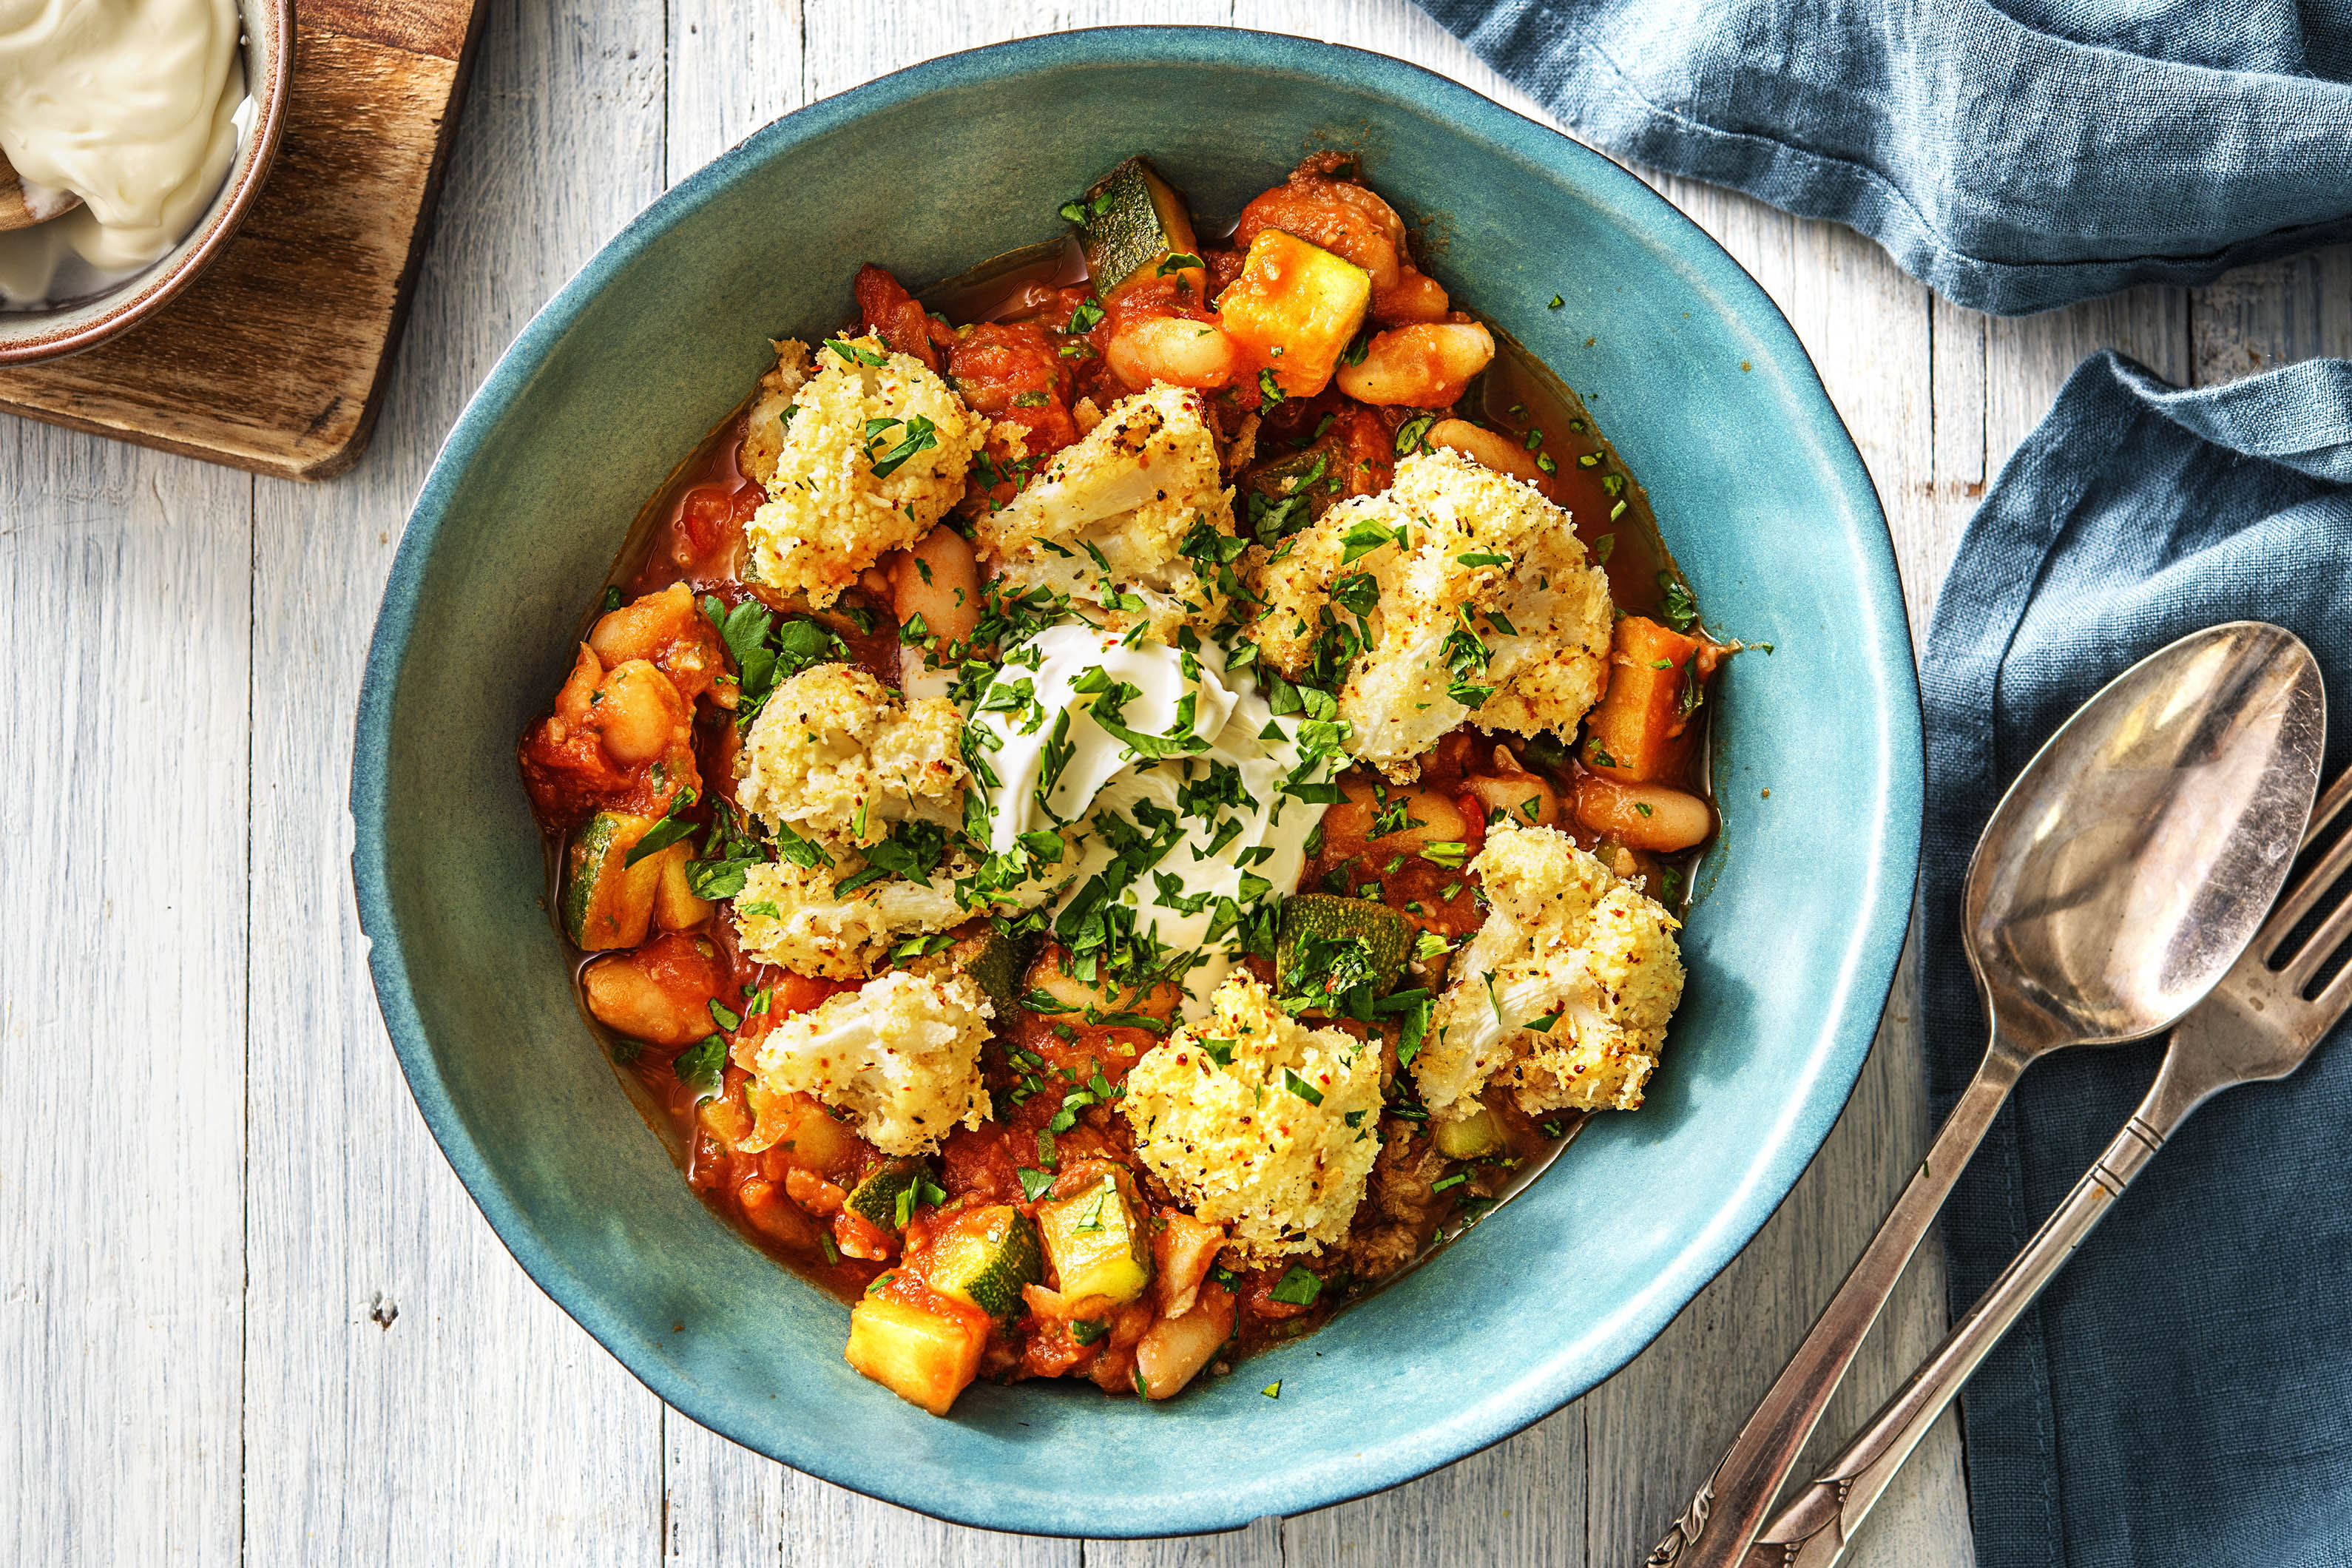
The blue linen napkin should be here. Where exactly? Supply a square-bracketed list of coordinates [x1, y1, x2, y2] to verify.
[1413, 0, 2352, 314]
[1919, 351, 2352, 1567]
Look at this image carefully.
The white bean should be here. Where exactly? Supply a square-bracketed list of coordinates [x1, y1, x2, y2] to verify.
[1106, 314, 1238, 391]
[1135, 1284, 1236, 1400]
[1335, 322, 1494, 407]
[891, 523, 981, 684]
[1428, 418, 1547, 487]
[1573, 777, 1713, 852]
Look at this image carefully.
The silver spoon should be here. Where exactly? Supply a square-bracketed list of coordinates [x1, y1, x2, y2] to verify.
[1649, 621, 2326, 1568]
[1751, 757, 2348, 1566]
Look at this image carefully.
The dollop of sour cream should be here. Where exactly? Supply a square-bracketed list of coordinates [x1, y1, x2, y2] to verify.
[0, 0, 250, 307]
[967, 624, 1331, 1018]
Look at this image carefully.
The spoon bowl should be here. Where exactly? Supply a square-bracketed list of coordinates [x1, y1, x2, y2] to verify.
[1964, 620, 2326, 1053]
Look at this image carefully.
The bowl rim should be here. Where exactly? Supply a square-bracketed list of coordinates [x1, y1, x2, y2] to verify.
[0, 0, 296, 365]
[354, 24, 1924, 1535]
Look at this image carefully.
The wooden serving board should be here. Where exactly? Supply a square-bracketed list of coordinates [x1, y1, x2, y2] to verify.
[0, 0, 487, 481]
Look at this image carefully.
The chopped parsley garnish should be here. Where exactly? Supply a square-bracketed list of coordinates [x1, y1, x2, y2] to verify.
[1338, 516, 1401, 567]
[623, 787, 700, 867]
[868, 415, 940, 479]
[1394, 413, 1436, 455]
[1017, 1167, 1055, 1203]
[1283, 1068, 1325, 1106]
[673, 1035, 726, 1102]
[1269, 1265, 1323, 1306]
[822, 337, 888, 367]
[1658, 572, 1700, 632]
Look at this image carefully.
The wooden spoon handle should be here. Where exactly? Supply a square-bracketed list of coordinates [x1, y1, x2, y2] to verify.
[0, 147, 79, 232]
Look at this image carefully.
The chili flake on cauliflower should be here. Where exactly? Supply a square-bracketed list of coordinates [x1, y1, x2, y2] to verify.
[745, 335, 987, 606]
[1413, 821, 1684, 1118]
[730, 859, 964, 979]
[1247, 447, 1613, 780]
[736, 663, 967, 854]
[742, 970, 994, 1157]
[1121, 973, 1384, 1260]
[973, 383, 1242, 640]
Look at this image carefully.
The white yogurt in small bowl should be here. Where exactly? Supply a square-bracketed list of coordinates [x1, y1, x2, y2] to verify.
[0, 0, 291, 363]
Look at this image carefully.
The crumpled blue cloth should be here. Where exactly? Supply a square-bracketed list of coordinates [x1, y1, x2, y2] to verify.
[1920, 351, 2352, 1567]
[1413, 0, 2352, 314]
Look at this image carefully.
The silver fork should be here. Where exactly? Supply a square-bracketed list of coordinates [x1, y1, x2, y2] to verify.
[1743, 764, 2352, 1567]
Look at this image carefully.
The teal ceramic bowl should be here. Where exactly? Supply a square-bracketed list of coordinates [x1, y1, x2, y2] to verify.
[354, 27, 1922, 1536]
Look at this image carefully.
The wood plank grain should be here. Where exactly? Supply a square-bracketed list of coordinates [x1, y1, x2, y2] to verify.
[237, 0, 674, 1560]
[2190, 243, 2352, 385]
[1985, 287, 2190, 474]
[0, 435, 251, 1566]
[0, 1, 486, 480]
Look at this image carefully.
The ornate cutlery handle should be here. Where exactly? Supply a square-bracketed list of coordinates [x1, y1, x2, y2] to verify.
[1743, 1047, 2220, 1568]
[1646, 1042, 2030, 1567]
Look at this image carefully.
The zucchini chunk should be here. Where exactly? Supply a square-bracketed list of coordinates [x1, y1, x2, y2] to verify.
[905, 926, 1026, 1020]
[1035, 1166, 1152, 1306]
[1216, 229, 1372, 399]
[845, 1291, 985, 1416]
[1433, 1104, 1505, 1160]
[926, 1205, 1044, 1319]
[1076, 155, 1203, 298]
[844, 1158, 927, 1232]
[1276, 894, 1413, 996]
[563, 811, 666, 950]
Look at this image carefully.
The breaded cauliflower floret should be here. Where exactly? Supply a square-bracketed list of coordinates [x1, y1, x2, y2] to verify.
[736, 663, 967, 852]
[1414, 822, 1684, 1118]
[746, 335, 986, 606]
[738, 339, 812, 489]
[1247, 447, 1613, 780]
[731, 859, 965, 979]
[745, 970, 994, 1156]
[974, 383, 1239, 639]
[1121, 973, 1383, 1260]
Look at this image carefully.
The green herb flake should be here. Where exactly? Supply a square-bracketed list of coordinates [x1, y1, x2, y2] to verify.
[1269, 1265, 1323, 1306]
[674, 1035, 726, 1103]
[1283, 1068, 1325, 1106]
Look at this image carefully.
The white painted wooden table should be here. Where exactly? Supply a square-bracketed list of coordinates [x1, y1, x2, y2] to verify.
[4, 2, 2345, 1563]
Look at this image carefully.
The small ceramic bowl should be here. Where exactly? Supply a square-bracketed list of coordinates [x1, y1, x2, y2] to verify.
[0, 0, 294, 365]
[353, 29, 1923, 1537]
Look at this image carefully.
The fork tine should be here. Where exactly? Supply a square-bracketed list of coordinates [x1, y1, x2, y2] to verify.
[2280, 874, 2352, 988]
[2305, 768, 2352, 852]
[2260, 771, 2352, 962]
